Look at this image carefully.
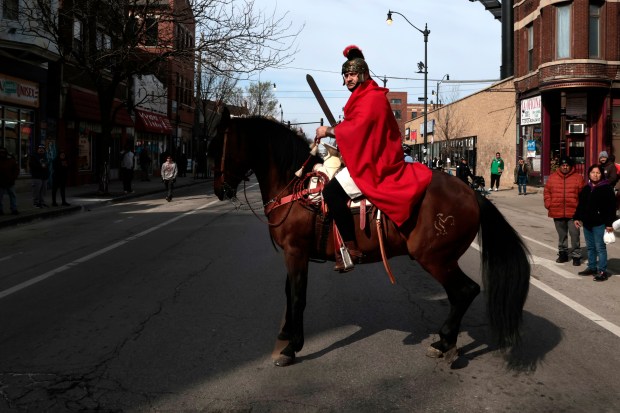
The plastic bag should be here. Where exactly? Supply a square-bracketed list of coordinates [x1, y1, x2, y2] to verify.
[604, 231, 616, 244]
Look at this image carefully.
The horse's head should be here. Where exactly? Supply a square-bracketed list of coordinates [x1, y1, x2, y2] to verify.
[208, 107, 252, 200]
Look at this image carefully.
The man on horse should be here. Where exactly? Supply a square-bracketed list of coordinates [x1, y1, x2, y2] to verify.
[316, 45, 433, 272]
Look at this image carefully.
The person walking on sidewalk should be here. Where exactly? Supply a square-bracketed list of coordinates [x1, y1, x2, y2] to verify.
[29, 144, 50, 208]
[490, 152, 504, 191]
[161, 155, 178, 202]
[0, 146, 20, 215]
[513, 156, 530, 195]
[543, 156, 584, 265]
[598, 151, 618, 187]
[574, 164, 616, 281]
[52, 150, 70, 206]
[120, 144, 135, 193]
[456, 157, 474, 184]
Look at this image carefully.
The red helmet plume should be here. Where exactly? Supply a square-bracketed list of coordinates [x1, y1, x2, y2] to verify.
[342, 45, 365, 60]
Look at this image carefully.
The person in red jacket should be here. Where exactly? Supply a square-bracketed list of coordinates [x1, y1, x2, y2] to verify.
[543, 156, 585, 265]
[315, 45, 432, 272]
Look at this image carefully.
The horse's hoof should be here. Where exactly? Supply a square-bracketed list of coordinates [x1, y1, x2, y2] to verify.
[273, 354, 295, 367]
[426, 345, 458, 363]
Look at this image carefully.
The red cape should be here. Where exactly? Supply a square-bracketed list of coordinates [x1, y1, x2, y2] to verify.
[334, 79, 432, 226]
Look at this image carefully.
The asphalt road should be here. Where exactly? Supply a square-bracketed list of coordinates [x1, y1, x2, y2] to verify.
[0, 181, 619, 412]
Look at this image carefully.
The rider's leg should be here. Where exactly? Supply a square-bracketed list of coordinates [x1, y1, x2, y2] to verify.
[323, 179, 362, 271]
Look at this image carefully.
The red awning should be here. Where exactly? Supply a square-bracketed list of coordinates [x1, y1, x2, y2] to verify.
[135, 109, 173, 134]
[68, 88, 133, 126]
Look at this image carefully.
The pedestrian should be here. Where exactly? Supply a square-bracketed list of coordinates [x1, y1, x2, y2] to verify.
[456, 158, 473, 184]
[436, 158, 444, 171]
[29, 144, 50, 208]
[490, 151, 504, 191]
[139, 147, 151, 181]
[574, 164, 616, 281]
[598, 151, 617, 186]
[403, 147, 413, 163]
[161, 155, 178, 202]
[0, 146, 20, 215]
[315, 45, 432, 272]
[543, 156, 584, 265]
[52, 150, 70, 206]
[120, 143, 135, 193]
[513, 156, 530, 195]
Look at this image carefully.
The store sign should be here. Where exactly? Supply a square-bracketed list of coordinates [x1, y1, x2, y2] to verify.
[0, 74, 39, 107]
[521, 95, 541, 125]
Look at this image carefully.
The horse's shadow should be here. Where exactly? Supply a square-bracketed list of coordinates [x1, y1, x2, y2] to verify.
[295, 261, 562, 371]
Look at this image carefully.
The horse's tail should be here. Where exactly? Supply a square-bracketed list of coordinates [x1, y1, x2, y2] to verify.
[477, 194, 531, 348]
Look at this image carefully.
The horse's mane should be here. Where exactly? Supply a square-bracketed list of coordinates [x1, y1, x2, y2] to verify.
[232, 116, 322, 178]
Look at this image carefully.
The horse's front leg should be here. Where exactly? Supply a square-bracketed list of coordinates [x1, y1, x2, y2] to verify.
[274, 247, 309, 367]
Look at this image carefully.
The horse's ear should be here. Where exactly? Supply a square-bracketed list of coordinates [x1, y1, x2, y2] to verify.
[216, 106, 231, 132]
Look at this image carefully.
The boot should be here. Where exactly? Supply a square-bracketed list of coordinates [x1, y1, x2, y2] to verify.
[333, 241, 363, 273]
[572, 257, 581, 266]
[556, 252, 569, 263]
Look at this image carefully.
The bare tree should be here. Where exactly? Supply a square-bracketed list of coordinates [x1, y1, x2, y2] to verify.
[239, 81, 279, 118]
[434, 85, 470, 158]
[14, 0, 301, 185]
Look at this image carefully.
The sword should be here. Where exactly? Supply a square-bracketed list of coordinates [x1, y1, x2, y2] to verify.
[306, 74, 337, 127]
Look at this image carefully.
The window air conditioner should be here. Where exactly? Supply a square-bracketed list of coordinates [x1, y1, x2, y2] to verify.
[568, 123, 586, 134]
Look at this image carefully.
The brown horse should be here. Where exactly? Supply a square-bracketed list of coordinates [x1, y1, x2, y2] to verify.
[208, 108, 530, 366]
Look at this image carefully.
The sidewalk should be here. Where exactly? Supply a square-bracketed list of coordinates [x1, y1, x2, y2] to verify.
[0, 175, 210, 229]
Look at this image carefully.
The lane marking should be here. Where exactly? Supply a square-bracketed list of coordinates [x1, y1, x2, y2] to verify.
[0, 200, 220, 300]
[521, 234, 557, 252]
[471, 242, 620, 339]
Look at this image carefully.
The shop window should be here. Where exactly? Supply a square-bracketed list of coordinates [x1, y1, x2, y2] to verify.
[612, 106, 620, 138]
[78, 130, 93, 172]
[556, 4, 571, 59]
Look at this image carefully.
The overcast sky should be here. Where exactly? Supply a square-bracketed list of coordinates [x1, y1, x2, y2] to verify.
[239, 0, 503, 130]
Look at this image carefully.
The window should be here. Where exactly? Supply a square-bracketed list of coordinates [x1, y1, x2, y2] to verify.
[589, 4, 601, 58]
[527, 25, 534, 72]
[390, 98, 402, 104]
[2, 0, 18, 21]
[145, 17, 158, 46]
[411, 111, 417, 119]
[393, 110, 402, 120]
[556, 4, 571, 59]
[96, 30, 111, 50]
[73, 19, 83, 53]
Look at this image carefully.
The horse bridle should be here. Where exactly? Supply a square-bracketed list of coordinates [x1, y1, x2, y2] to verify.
[215, 127, 253, 198]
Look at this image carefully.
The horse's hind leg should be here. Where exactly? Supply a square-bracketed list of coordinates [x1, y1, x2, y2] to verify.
[426, 265, 480, 362]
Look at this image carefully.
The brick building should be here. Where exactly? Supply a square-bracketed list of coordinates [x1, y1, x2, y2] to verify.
[514, 0, 620, 181]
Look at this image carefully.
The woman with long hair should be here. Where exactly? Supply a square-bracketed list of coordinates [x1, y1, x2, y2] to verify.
[574, 164, 616, 281]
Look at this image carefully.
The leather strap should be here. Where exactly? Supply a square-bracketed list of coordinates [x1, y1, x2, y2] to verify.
[376, 210, 396, 285]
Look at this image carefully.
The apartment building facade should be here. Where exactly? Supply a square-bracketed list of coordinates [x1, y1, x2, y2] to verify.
[514, 0, 620, 180]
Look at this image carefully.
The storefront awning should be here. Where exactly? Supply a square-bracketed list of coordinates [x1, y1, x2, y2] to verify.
[135, 109, 173, 134]
[68, 88, 133, 126]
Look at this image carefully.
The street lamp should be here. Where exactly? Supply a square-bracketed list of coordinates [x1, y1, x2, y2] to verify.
[433, 74, 449, 107]
[387, 10, 430, 165]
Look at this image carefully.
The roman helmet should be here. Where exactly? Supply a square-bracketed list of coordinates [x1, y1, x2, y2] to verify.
[341, 45, 369, 85]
